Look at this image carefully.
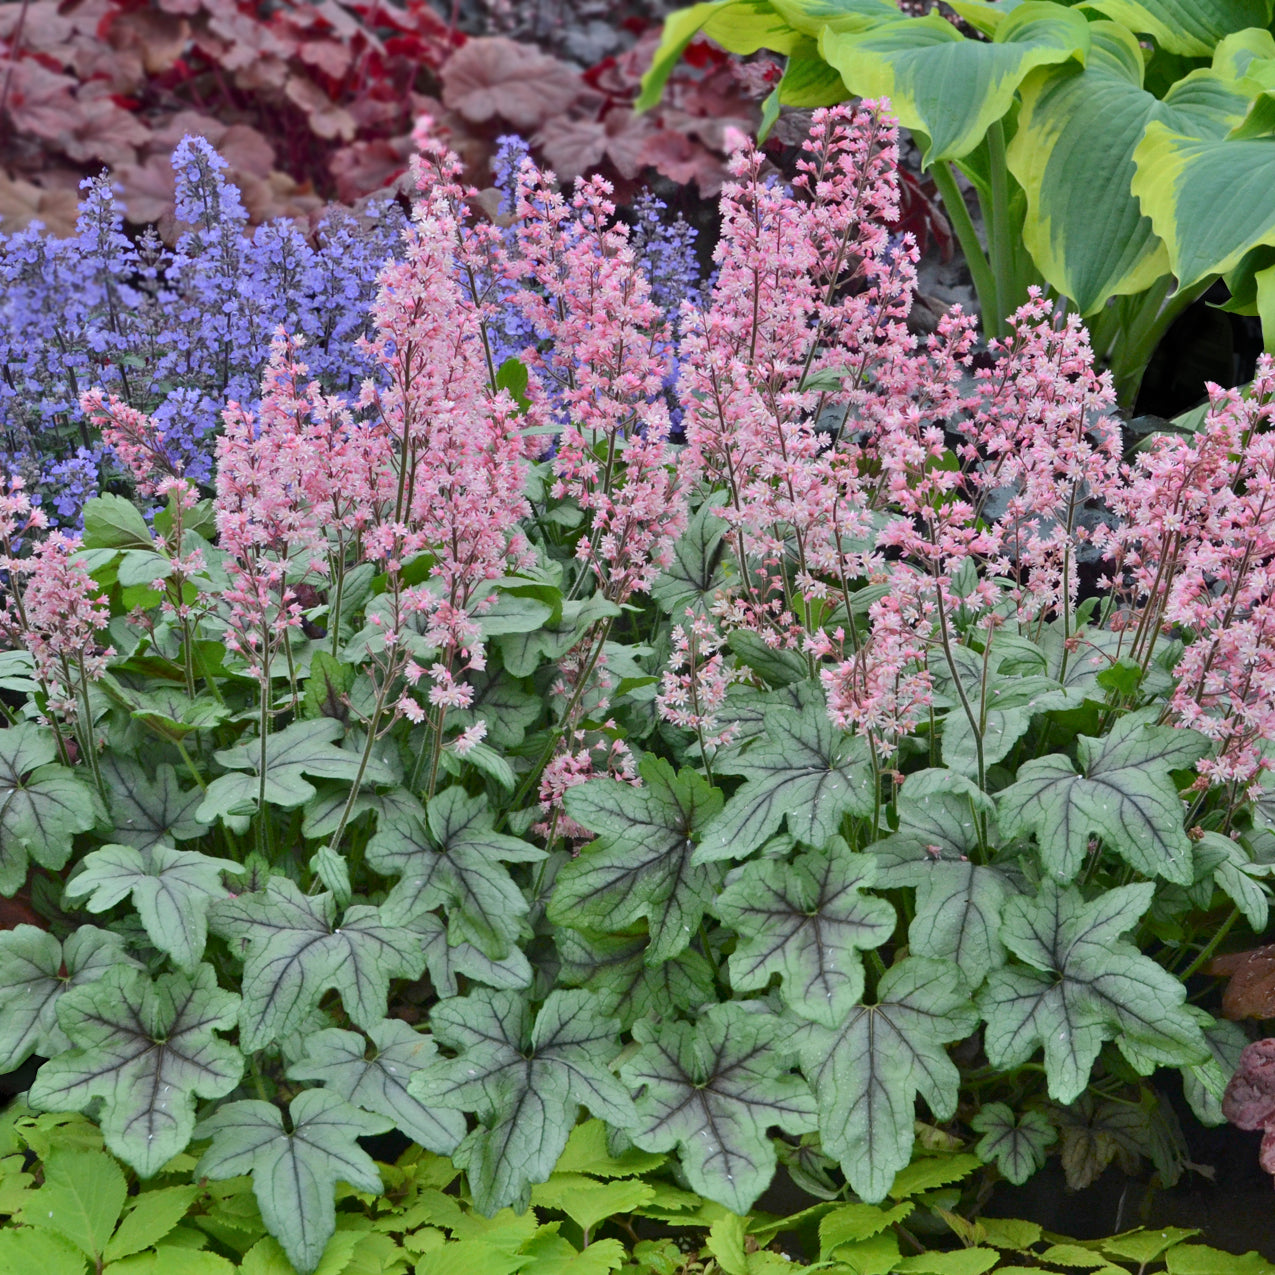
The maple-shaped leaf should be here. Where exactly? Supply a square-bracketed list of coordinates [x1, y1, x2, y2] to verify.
[372, 784, 543, 960]
[196, 1090, 391, 1275]
[102, 756, 209, 849]
[65, 843, 244, 969]
[996, 711, 1209, 884]
[869, 769, 1012, 984]
[0, 722, 102, 896]
[556, 928, 717, 1030]
[210, 878, 424, 1050]
[198, 718, 393, 823]
[549, 757, 724, 964]
[794, 957, 979, 1202]
[287, 1020, 465, 1154]
[978, 882, 1207, 1104]
[650, 492, 729, 618]
[0, 925, 140, 1072]
[409, 910, 533, 998]
[408, 988, 634, 1214]
[695, 693, 874, 863]
[620, 1003, 817, 1214]
[969, 1102, 1057, 1185]
[714, 839, 894, 1026]
[439, 36, 583, 130]
[28, 964, 242, 1176]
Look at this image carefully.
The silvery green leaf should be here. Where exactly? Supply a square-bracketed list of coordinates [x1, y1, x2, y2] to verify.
[1198, 830, 1272, 932]
[0, 925, 140, 1071]
[650, 492, 730, 617]
[102, 757, 209, 849]
[969, 1102, 1056, 1184]
[1179, 1006, 1249, 1127]
[408, 911, 533, 997]
[65, 843, 243, 969]
[29, 964, 242, 1176]
[621, 1003, 817, 1214]
[196, 1091, 391, 1274]
[211, 879, 424, 1050]
[287, 1020, 465, 1154]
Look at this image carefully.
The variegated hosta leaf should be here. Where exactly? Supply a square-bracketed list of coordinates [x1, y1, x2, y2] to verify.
[28, 964, 242, 1176]
[620, 1003, 818, 1214]
[1008, 23, 1248, 314]
[409, 989, 634, 1214]
[714, 839, 894, 1025]
[0, 925, 140, 1072]
[794, 957, 978, 1202]
[210, 878, 424, 1050]
[978, 882, 1208, 1103]
[196, 1091, 391, 1275]
[818, 2, 1091, 164]
[1085, 0, 1273, 58]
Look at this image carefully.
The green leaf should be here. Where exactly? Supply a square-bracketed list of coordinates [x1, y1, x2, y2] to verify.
[794, 957, 978, 1202]
[1164, 1245, 1275, 1275]
[409, 989, 633, 1214]
[21, 1146, 125, 1262]
[895, 1252, 1000, 1275]
[287, 1020, 466, 1154]
[969, 1102, 1056, 1184]
[1179, 1007, 1248, 1125]
[210, 879, 424, 1050]
[82, 494, 154, 552]
[714, 839, 894, 1025]
[199, 718, 391, 823]
[819, 3, 1091, 164]
[531, 1174, 656, 1235]
[29, 965, 242, 1177]
[0, 723, 101, 895]
[0, 926, 139, 1071]
[103, 758, 208, 850]
[650, 493, 730, 617]
[551, 757, 724, 964]
[555, 928, 717, 1029]
[819, 1200, 914, 1255]
[1101, 1228, 1203, 1267]
[620, 1004, 817, 1214]
[1086, 0, 1272, 57]
[1198, 830, 1271, 931]
[104, 1185, 199, 1261]
[519, 1230, 627, 1274]
[978, 882, 1207, 1103]
[66, 844, 243, 969]
[1007, 23, 1247, 313]
[996, 711, 1209, 885]
[0, 1226, 87, 1275]
[695, 693, 874, 863]
[373, 784, 544, 960]
[301, 653, 356, 723]
[554, 1118, 666, 1178]
[196, 1091, 392, 1275]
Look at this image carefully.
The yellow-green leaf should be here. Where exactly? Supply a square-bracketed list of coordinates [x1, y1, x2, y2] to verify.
[1084, 0, 1272, 58]
[819, 2, 1090, 163]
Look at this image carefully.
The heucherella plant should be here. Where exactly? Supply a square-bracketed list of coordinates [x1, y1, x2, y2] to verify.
[1, 100, 1272, 1274]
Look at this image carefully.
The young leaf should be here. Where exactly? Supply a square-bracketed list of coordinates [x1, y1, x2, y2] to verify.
[714, 839, 895, 1026]
[21, 1145, 125, 1264]
[65, 844, 244, 969]
[210, 879, 424, 1050]
[556, 928, 717, 1029]
[195, 1091, 392, 1275]
[286, 1020, 466, 1154]
[969, 1102, 1056, 1185]
[695, 694, 874, 863]
[373, 785, 544, 960]
[619, 1003, 818, 1214]
[978, 881, 1208, 1103]
[102, 757, 210, 849]
[0, 925, 139, 1072]
[198, 718, 393, 823]
[794, 957, 979, 1202]
[0, 722, 101, 895]
[996, 711, 1210, 884]
[551, 757, 725, 964]
[409, 988, 634, 1214]
[28, 964, 242, 1176]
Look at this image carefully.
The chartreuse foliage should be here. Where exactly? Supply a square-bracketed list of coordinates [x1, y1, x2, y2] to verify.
[3, 1107, 1273, 1275]
[641, 0, 1275, 403]
[3, 92, 1273, 1275]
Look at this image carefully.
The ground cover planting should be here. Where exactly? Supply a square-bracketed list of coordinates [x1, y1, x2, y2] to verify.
[4, 11, 1275, 1270]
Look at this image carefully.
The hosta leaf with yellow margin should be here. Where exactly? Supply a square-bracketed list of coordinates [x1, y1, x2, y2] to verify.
[1007, 23, 1248, 313]
[818, 2, 1090, 164]
[1085, 0, 1272, 58]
